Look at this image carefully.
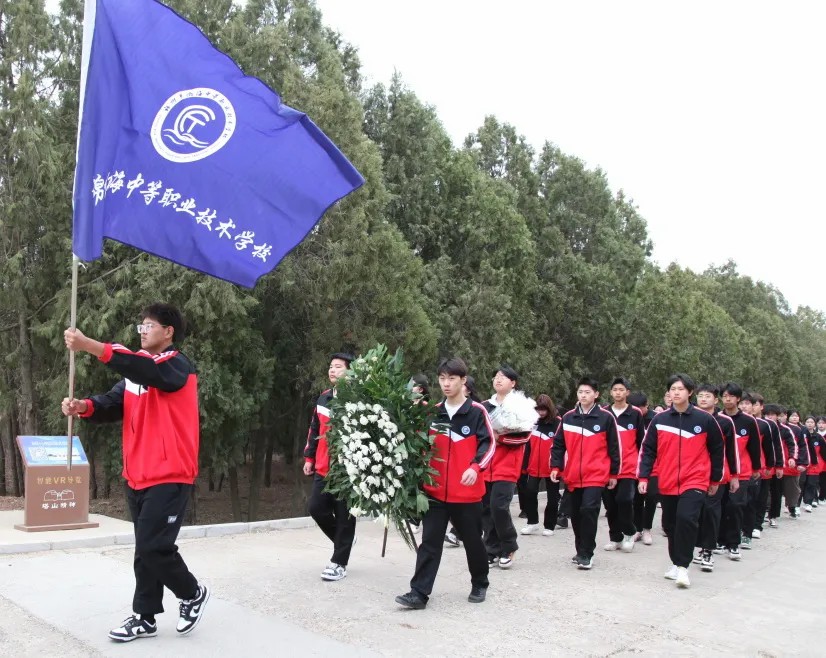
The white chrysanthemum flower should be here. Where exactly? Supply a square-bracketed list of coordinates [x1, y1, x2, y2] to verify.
[359, 416, 369, 426]
[350, 506, 364, 517]
[383, 456, 393, 466]
[395, 465, 404, 475]
[396, 433, 405, 441]
[392, 478, 401, 488]
[345, 403, 357, 413]
[371, 493, 382, 503]
[357, 402, 366, 411]
[373, 452, 383, 462]
[387, 485, 395, 497]
[373, 403, 382, 413]
[379, 437, 387, 447]
[367, 414, 378, 423]
[371, 464, 382, 474]
[368, 442, 378, 452]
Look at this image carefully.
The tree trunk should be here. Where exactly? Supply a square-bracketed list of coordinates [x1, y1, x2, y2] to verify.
[87, 440, 98, 499]
[228, 466, 242, 521]
[0, 411, 8, 496]
[247, 430, 266, 521]
[14, 446, 24, 496]
[208, 467, 215, 492]
[263, 433, 275, 488]
[217, 472, 224, 493]
[16, 307, 38, 436]
[3, 411, 20, 496]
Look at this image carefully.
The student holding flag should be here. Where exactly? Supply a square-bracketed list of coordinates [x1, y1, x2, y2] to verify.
[63, 304, 209, 641]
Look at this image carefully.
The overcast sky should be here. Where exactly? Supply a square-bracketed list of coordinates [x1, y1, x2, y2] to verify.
[315, 0, 825, 313]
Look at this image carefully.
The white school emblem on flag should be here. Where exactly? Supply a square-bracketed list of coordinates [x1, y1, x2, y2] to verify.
[627, 424, 634, 430]
[593, 425, 600, 432]
[740, 429, 747, 436]
[694, 426, 702, 433]
[151, 88, 236, 163]
[461, 426, 471, 435]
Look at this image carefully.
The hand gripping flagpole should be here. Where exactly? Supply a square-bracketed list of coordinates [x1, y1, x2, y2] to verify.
[67, 0, 96, 470]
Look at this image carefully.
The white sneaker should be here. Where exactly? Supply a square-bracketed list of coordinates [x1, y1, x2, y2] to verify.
[664, 564, 678, 580]
[641, 530, 653, 545]
[520, 524, 541, 535]
[632, 532, 642, 542]
[620, 535, 635, 553]
[769, 518, 778, 528]
[542, 528, 554, 536]
[676, 567, 691, 588]
[752, 529, 761, 539]
[321, 563, 347, 581]
[604, 541, 620, 551]
[804, 504, 813, 513]
[795, 507, 801, 516]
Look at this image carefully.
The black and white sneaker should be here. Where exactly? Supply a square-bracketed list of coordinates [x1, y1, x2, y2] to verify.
[700, 550, 714, 572]
[692, 550, 704, 565]
[108, 615, 157, 642]
[321, 563, 347, 581]
[177, 584, 211, 635]
[444, 532, 460, 547]
[575, 555, 594, 570]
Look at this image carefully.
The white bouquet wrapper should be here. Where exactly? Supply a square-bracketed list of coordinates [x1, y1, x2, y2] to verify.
[489, 391, 539, 435]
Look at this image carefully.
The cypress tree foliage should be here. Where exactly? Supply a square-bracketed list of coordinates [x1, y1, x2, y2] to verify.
[1, 0, 825, 515]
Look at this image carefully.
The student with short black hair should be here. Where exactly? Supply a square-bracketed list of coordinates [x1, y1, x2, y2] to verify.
[63, 303, 209, 641]
[817, 416, 826, 503]
[799, 414, 820, 512]
[764, 404, 798, 526]
[550, 377, 620, 570]
[638, 374, 724, 589]
[693, 384, 738, 572]
[749, 393, 781, 537]
[481, 365, 529, 569]
[396, 358, 495, 609]
[629, 391, 658, 545]
[304, 351, 358, 582]
[782, 409, 809, 518]
[719, 382, 762, 554]
[602, 377, 644, 553]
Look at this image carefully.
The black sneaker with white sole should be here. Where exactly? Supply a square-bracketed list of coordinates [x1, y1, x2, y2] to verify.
[108, 615, 157, 642]
[177, 584, 210, 635]
[575, 555, 594, 570]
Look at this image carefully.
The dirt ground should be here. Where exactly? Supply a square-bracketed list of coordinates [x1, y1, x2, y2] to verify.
[0, 459, 313, 525]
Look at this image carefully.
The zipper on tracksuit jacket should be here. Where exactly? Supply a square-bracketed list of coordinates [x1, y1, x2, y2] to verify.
[677, 413, 682, 492]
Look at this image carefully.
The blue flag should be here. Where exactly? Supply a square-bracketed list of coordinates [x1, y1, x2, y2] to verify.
[72, 0, 364, 288]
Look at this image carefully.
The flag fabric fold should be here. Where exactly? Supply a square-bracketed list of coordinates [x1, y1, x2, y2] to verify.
[72, 0, 364, 287]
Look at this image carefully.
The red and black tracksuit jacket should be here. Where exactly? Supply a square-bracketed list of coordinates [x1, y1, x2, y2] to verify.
[722, 410, 762, 478]
[763, 418, 787, 469]
[80, 343, 199, 491]
[637, 405, 724, 496]
[303, 389, 333, 477]
[783, 423, 809, 475]
[604, 405, 644, 480]
[526, 417, 561, 479]
[754, 416, 777, 478]
[550, 405, 620, 490]
[805, 430, 822, 475]
[713, 410, 739, 485]
[423, 399, 496, 503]
[483, 399, 530, 483]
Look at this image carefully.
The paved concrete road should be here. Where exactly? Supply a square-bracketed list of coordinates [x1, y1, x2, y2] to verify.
[0, 502, 822, 657]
